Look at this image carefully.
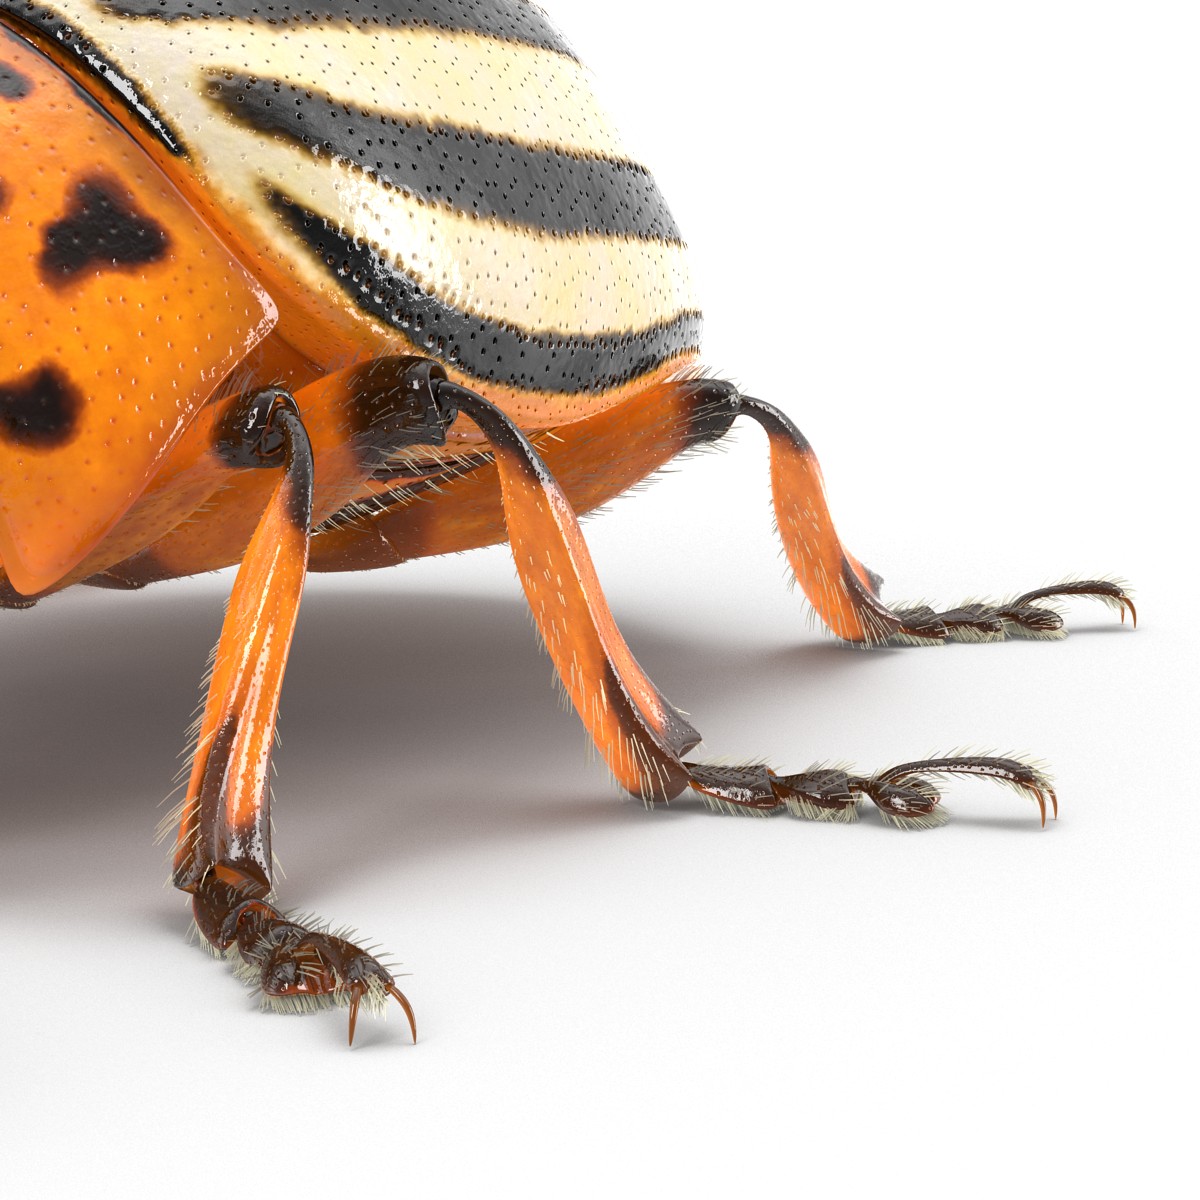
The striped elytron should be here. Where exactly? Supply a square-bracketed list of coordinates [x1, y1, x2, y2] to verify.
[0, 2, 1132, 1042]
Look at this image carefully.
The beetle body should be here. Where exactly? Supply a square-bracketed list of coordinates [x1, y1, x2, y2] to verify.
[1, 0, 697, 598]
[0, 1, 1133, 1042]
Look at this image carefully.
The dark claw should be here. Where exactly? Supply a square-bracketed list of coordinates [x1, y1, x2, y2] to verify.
[192, 881, 417, 1044]
[1011, 579, 1136, 626]
[876, 755, 1054, 827]
[387, 982, 418, 1044]
[348, 982, 364, 1047]
[348, 979, 415, 1048]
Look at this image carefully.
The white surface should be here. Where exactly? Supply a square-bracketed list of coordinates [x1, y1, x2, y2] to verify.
[2, 2, 1195, 1196]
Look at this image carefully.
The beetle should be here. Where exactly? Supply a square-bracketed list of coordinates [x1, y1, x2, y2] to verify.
[0, 0, 1134, 1044]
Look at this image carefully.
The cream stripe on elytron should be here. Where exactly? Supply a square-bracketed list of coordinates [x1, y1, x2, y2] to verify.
[50, 2, 631, 159]
[226, 130, 698, 335]
[43, 1, 696, 337]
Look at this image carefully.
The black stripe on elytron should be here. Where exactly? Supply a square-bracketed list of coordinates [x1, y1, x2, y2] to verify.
[98, 0, 577, 57]
[269, 193, 702, 395]
[4, 6, 184, 152]
[206, 74, 681, 242]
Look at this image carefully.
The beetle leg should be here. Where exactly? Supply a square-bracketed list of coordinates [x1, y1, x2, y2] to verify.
[0, 570, 39, 609]
[297, 364, 1126, 823]
[684, 755, 1057, 829]
[435, 381, 697, 801]
[418, 380, 1069, 826]
[171, 392, 312, 899]
[171, 389, 414, 1044]
[887, 581, 1137, 644]
[733, 394, 1134, 645]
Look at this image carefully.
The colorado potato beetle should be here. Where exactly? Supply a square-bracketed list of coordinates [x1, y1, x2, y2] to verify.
[0, 1, 1134, 1043]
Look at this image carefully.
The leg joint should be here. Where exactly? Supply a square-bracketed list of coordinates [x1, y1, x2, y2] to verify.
[213, 387, 301, 469]
[345, 356, 457, 471]
[683, 379, 741, 446]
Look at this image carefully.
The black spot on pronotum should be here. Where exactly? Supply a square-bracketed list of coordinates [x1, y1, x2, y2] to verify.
[40, 176, 169, 283]
[0, 60, 32, 100]
[0, 179, 9, 214]
[0, 364, 85, 448]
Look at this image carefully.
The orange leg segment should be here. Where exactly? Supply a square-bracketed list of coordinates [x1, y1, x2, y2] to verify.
[39, 349, 1135, 1051]
[739, 396, 901, 644]
[171, 402, 312, 897]
[170, 392, 415, 1045]
[738, 394, 1133, 644]
[148, 363, 1132, 1041]
[444, 384, 700, 802]
[309, 376, 1133, 649]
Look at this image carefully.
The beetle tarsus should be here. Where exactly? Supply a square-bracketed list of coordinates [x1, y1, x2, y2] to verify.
[683, 754, 1055, 828]
[889, 579, 1135, 645]
[191, 877, 415, 1046]
[0, 572, 39, 609]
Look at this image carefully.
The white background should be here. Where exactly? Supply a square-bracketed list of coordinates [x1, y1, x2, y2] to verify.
[2, 2, 1195, 1196]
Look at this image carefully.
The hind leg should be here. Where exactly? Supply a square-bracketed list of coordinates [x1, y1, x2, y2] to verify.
[737, 394, 1134, 644]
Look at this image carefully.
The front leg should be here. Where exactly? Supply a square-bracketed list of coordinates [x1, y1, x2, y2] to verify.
[171, 387, 417, 1044]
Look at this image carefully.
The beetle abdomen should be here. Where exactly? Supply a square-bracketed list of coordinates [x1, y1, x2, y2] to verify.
[6, 0, 701, 409]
